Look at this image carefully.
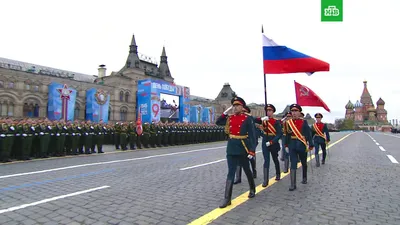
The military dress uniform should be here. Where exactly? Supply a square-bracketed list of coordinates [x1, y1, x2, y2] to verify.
[254, 104, 283, 187]
[216, 97, 257, 208]
[312, 113, 330, 166]
[280, 112, 292, 173]
[284, 104, 314, 191]
[233, 106, 258, 184]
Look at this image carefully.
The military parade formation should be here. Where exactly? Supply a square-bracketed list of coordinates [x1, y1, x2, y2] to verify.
[216, 96, 330, 208]
[0, 118, 226, 163]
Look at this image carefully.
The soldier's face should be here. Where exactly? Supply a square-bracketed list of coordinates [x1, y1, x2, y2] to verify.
[316, 117, 322, 122]
[291, 109, 300, 119]
[233, 104, 243, 114]
[266, 109, 274, 117]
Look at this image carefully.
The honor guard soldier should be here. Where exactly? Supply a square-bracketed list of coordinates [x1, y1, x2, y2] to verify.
[216, 97, 257, 208]
[312, 113, 330, 166]
[254, 104, 282, 187]
[280, 112, 292, 173]
[284, 104, 314, 191]
[233, 105, 257, 184]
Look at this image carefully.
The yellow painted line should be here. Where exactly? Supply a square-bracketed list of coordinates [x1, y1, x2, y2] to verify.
[188, 132, 354, 225]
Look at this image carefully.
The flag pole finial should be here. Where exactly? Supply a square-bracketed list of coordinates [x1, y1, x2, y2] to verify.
[261, 25, 264, 33]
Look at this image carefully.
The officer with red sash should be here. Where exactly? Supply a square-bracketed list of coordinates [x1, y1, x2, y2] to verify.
[280, 111, 292, 173]
[233, 105, 258, 184]
[312, 113, 330, 167]
[284, 104, 314, 191]
[216, 97, 257, 208]
[254, 104, 282, 187]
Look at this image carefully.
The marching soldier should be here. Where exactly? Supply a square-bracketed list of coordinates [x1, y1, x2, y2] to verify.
[280, 112, 292, 173]
[38, 120, 51, 157]
[142, 122, 151, 148]
[216, 97, 257, 208]
[70, 122, 80, 155]
[233, 105, 257, 184]
[284, 104, 314, 191]
[312, 113, 330, 166]
[254, 104, 282, 187]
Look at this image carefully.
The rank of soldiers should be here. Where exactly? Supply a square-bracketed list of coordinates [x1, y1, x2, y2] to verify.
[0, 118, 227, 163]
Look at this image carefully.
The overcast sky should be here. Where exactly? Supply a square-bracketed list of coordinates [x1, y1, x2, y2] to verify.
[1, 0, 399, 123]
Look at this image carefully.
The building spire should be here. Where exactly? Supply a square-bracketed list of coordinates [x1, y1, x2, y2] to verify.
[360, 80, 373, 105]
[125, 34, 140, 68]
[158, 46, 171, 77]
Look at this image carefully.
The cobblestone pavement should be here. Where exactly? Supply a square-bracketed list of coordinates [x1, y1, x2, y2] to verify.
[0, 132, 373, 225]
[210, 132, 400, 225]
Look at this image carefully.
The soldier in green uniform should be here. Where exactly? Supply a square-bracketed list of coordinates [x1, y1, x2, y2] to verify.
[216, 97, 257, 208]
[95, 120, 105, 153]
[114, 122, 121, 149]
[21, 120, 35, 160]
[128, 122, 137, 150]
[155, 123, 163, 147]
[38, 119, 51, 158]
[70, 121, 79, 155]
[149, 122, 157, 148]
[77, 121, 85, 154]
[83, 121, 93, 154]
[119, 122, 128, 150]
[0, 119, 16, 162]
[142, 122, 151, 148]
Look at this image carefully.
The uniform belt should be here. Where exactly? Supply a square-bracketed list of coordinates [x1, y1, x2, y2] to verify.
[291, 135, 305, 139]
[229, 134, 248, 139]
[262, 131, 275, 136]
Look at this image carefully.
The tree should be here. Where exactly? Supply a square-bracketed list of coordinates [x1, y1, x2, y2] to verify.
[335, 118, 354, 130]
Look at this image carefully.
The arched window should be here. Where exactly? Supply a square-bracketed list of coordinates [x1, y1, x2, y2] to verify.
[8, 82, 14, 89]
[120, 107, 128, 121]
[33, 104, 40, 117]
[74, 106, 80, 120]
[33, 85, 39, 92]
[125, 92, 129, 102]
[8, 103, 13, 116]
[0, 81, 4, 88]
[23, 103, 33, 117]
[119, 91, 124, 101]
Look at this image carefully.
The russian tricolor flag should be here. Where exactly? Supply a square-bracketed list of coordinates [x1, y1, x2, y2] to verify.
[262, 34, 330, 75]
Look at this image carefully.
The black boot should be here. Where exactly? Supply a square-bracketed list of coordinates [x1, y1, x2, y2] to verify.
[315, 154, 320, 167]
[283, 158, 289, 173]
[275, 161, 281, 181]
[262, 167, 269, 187]
[233, 166, 242, 184]
[250, 158, 257, 178]
[247, 175, 256, 198]
[289, 169, 297, 191]
[219, 180, 233, 208]
[301, 166, 307, 184]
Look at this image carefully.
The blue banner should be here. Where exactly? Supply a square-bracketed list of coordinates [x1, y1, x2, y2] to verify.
[85, 88, 110, 123]
[202, 106, 215, 124]
[47, 82, 76, 121]
[190, 105, 203, 123]
[137, 79, 191, 123]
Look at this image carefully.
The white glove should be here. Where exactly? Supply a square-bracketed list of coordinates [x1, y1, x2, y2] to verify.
[247, 154, 254, 159]
[266, 142, 271, 147]
[22, 134, 27, 137]
[285, 147, 289, 153]
[0, 134, 5, 138]
[223, 106, 233, 115]
[261, 116, 269, 121]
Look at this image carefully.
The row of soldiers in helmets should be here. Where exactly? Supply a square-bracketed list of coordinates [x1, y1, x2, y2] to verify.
[113, 121, 226, 150]
[0, 117, 226, 163]
[216, 96, 330, 208]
